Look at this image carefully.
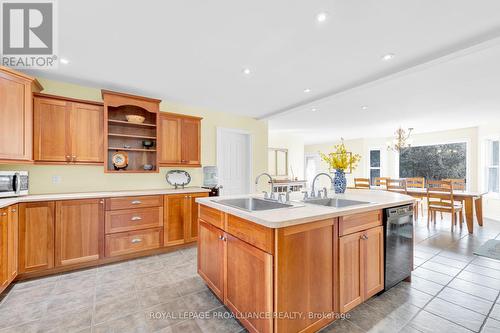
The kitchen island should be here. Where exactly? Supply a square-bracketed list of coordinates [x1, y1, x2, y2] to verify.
[196, 189, 415, 333]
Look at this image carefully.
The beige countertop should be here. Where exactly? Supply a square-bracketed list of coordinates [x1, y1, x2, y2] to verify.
[196, 189, 415, 228]
[0, 187, 210, 209]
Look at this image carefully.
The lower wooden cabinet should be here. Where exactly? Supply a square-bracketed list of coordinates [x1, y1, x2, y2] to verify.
[164, 192, 208, 246]
[55, 199, 103, 266]
[105, 228, 162, 257]
[339, 225, 384, 312]
[7, 205, 18, 282]
[225, 234, 273, 333]
[198, 220, 225, 299]
[19, 202, 55, 274]
[0, 208, 8, 291]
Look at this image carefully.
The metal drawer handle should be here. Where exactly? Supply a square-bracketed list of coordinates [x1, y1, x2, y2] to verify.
[131, 238, 142, 244]
[360, 234, 368, 240]
[131, 216, 142, 221]
[131, 200, 141, 205]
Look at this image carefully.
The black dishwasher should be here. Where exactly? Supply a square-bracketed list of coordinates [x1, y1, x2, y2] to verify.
[383, 204, 414, 292]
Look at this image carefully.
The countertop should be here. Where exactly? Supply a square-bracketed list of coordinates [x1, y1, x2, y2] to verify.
[0, 187, 210, 209]
[196, 189, 415, 228]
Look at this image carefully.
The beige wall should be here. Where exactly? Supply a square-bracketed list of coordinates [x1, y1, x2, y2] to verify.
[0, 78, 269, 194]
[268, 132, 305, 180]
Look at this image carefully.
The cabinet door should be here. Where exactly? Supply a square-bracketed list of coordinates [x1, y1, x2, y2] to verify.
[7, 205, 18, 282]
[34, 97, 70, 162]
[339, 231, 363, 313]
[225, 234, 273, 333]
[0, 72, 32, 161]
[185, 193, 209, 243]
[0, 209, 8, 291]
[70, 102, 104, 163]
[159, 114, 182, 164]
[180, 118, 201, 166]
[198, 220, 225, 299]
[55, 199, 103, 267]
[19, 202, 55, 273]
[164, 194, 186, 246]
[363, 226, 384, 299]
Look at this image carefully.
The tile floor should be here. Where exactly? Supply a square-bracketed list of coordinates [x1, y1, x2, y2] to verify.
[1, 215, 500, 333]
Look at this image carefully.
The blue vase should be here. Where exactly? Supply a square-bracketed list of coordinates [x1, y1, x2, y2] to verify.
[334, 169, 347, 194]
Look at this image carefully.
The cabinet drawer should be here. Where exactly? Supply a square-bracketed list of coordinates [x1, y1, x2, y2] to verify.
[105, 195, 162, 211]
[105, 228, 161, 257]
[339, 210, 382, 236]
[226, 214, 274, 254]
[199, 205, 224, 229]
[105, 207, 163, 234]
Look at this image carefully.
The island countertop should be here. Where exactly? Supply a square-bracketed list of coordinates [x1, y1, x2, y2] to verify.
[196, 189, 415, 228]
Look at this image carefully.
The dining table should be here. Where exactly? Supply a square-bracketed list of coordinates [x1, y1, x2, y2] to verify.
[357, 186, 486, 234]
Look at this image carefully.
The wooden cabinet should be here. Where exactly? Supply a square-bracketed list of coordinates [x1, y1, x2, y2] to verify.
[225, 234, 273, 333]
[7, 205, 18, 282]
[55, 199, 103, 267]
[0, 208, 8, 292]
[19, 202, 55, 273]
[159, 113, 202, 167]
[164, 192, 208, 246]
[198, 220, 225, 299]
[0, 66, 41, 162]
[105, 228, 162, 257]
[33, 94, 104, 164]
[339, 225, 384, 312]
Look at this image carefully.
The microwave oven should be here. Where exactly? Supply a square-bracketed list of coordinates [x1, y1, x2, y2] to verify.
[0, 171, 29, 198]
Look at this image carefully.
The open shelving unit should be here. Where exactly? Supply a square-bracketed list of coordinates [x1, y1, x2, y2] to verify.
[102, 90, 161, 173]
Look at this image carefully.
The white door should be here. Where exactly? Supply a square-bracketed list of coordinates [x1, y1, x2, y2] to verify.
[305, 153, 319, 189]
[217, 128, 251, 195]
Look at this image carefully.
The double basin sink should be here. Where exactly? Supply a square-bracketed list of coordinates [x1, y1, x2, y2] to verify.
[214, 197, 371, 212]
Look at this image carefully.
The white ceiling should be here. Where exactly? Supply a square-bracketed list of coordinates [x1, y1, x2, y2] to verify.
[25, 0, 500, 143]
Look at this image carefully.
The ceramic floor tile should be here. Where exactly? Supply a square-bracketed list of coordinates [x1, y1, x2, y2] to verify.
[144, 298, 191, 332]
[93, 312, 149, 333]
[194, 307, 243, 333]
[408, 310, 472, 333]
[465, 264, 500, 280]
[436, 287, 494, 315]
[457, 271, 500, 290]
[481, 317, 500, 333]
[412, 267, 455, 285]
[425, 297, 485, 332]
[183, 289, 224, 313]
[53, 274, 97, 295]
[94, 294, 141, 325]
[489, 303, 500, 321]
[437, 250, 475, 263]
[471, 257, 500, 271]
[429, 254, 470, 269]
[409, 276, 444, 296]
[172, 276, 209, 296]
[420, 261, 462, 276]
[448, 278, 499, 301]
[138, 284, 181, 308]
[320, 319, 364, 333]
[135, 270, 173, 290]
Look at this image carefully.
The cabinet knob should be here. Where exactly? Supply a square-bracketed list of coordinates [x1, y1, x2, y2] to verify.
[131, 200, 141, 205]
[360, 234, 368, 240]
[131, 238, 142, 244]
[99, 200, 104, 204]
[131, 216, 142, 221]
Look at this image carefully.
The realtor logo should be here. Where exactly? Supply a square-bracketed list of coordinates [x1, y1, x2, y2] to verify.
[1, 0, 58, 68]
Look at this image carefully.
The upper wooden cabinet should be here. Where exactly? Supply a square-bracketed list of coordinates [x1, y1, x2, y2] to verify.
[0, 66, 42, 162]
[159, 113, 201, 167]
[33, 94, 104, 164]
[18, 201, 55, 274]
[55, 199, 104, 267]
[103, 90, 161, 173]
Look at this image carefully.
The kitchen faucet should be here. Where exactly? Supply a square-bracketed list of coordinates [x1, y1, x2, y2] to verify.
[309, 172, 334, 199]
[255, 172, 276, 200]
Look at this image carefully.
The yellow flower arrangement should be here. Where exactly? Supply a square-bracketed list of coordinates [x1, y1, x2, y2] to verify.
[319, 141, 361, 172]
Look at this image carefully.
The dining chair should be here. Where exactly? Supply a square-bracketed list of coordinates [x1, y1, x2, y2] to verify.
[374, 177, 390, 189]
[386, 178, 408, 194]
[440, 178, 466, 219]
[427, 180, 464, 228]
[406, 177, 425, 221]
[354, 178, 370, 189]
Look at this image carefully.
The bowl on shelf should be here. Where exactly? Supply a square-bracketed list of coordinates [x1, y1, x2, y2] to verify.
[142, 140, 154, 149]
[125, 115, 145, 124]
[143, 164, 154, 171]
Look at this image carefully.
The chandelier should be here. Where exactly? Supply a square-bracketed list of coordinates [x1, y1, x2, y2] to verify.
[387, 127, 413, 152]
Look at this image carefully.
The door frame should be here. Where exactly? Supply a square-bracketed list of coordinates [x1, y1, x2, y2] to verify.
[216, 127, 253, 195]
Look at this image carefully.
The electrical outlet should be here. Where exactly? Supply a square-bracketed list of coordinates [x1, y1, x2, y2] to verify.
[52, 175, 62, 184]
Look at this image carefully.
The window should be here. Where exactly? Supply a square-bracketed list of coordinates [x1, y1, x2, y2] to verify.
[268, 148, 288, 176]
[486, 140, 499, 193]
[369, 149, 381, 185]
[399, 142, 467, 182]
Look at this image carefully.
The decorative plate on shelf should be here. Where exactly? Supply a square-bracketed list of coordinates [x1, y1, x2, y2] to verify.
[112, 151, 128, 170]
[166, 170, 191, 188]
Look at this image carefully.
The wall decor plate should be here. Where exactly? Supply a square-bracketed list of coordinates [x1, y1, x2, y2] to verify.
[166, 170, 191, 188]
[112, 151, 128, 170]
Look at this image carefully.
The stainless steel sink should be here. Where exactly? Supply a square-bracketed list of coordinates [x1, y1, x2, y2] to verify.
[304, 198, 371, 208]
[214, 198, 293, 211]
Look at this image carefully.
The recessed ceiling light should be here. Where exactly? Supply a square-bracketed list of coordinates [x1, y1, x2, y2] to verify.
[242, 68, 251, 75]
[303, 88, 311, 93]
[316, 12, 328, 23]
[382, 53, 395, 61]
[311, 107, 318, 112]
[60, 58, 70, 65]
[361, 105, 368, 110]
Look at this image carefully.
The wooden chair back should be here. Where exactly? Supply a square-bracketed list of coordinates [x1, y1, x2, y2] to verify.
[354, 178, 370, 189]
[406, 177, 425, 189]
[374, 177, 390, 188]
[387, 179, 408, 194]
[442, 178, 466, 191]
[427, 180, 454, 209]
